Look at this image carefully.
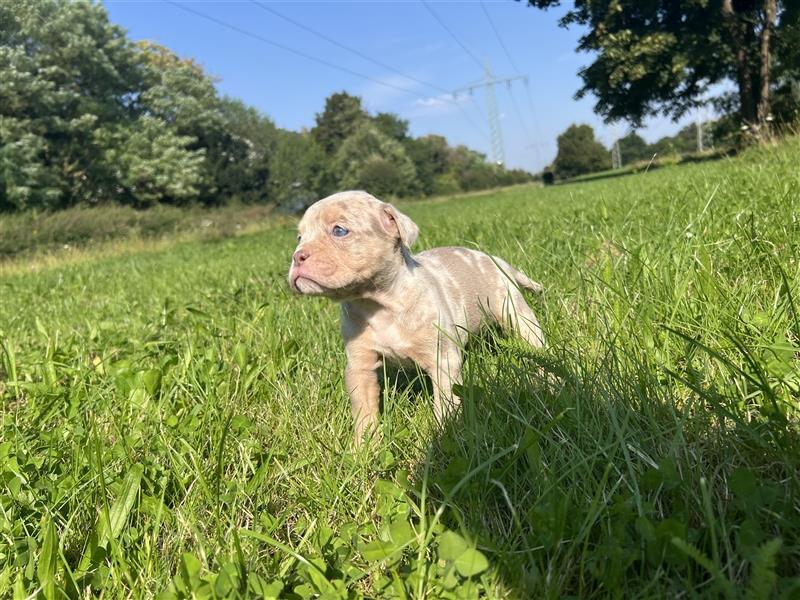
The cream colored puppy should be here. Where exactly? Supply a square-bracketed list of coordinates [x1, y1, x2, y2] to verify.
[288, 191, 545, 442]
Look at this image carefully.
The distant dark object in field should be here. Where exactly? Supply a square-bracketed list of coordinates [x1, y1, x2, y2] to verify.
[542, 171, 555, 186]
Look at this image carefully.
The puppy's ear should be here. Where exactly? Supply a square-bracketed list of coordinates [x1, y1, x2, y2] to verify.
[380, 203, 419, 248]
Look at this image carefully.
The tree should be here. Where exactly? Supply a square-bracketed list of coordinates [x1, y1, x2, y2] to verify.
[446, 145, 497, 191]
[0, 2, 534, 213]
[523, 0, 796, 135]
[269, 130, 327, 207]
[552, 124, 611, 179]
[312, 92, 368, 155]
[0, 0, 144, 209]
[771, 2, 800, 127]
[649, 122, 713, 156]
[405, 135, 450, 195]
[97, 116, 206, 207]
[332, 124, 418, 197]
[497, 167, 535, 187]
[616, 132, 652, 165]
[217, 97, 277, 203]
[372, 112, 410, 142]
[138, 42, 251, 205]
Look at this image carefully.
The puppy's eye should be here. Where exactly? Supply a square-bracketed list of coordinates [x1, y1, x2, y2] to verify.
[297, 234, 301, 242]
[332, 225, 349, 238]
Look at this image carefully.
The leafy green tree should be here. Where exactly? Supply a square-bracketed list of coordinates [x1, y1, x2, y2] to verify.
[97, 117, 206, 207]
[771, 3, 800, 126]
[0, 2, 533, 213]
[552, 124, 611, 179]
[431, 172, 462, 196]
[217, 97, 277, 203]
[332, 124, 418, 197]
[497, 167, 535, 187]
[445, 145, 496, 191]
[269, 130, 327, 207]
[312, 92, 368, 155]
[405, 135, 450, 196]
[0, 0, 143, 209]
[616, 132, 652, 165]
[523, 0, 794, 135]
[138, 42, 252, 205]
[137, 42, 222, 137]
[0, 128, 61, 211]
[220, 97, 277, 154]
[649, 122, 713, 156]
[372, 112, 410, 142]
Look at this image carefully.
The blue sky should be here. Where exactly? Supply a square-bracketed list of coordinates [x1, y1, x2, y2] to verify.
[104, 1, 699, 172]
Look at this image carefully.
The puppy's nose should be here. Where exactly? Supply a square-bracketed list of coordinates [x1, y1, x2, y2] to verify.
[293, 248, 309, 266]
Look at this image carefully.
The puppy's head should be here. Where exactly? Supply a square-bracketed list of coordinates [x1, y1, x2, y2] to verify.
[288, 191, 419, 300]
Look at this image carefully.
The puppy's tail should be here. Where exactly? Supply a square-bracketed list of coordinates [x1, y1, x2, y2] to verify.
[513, 269, 544, 294]
[494, 255, 544, 293]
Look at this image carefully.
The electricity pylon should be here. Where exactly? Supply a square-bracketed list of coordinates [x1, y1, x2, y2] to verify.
[453, 60, 526, 166]
[696, 109, 705, 152]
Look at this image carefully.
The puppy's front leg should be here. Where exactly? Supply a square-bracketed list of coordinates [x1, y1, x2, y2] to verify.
[344, 349, 381, 445]
[430, 346, 463, 424]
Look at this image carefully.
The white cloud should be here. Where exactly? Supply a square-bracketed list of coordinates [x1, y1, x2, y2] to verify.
[409, 92, 470, 116]
[357, 74, 425, 112]
[414, 94, 456, 109]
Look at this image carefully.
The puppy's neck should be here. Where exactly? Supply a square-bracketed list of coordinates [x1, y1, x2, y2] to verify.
[343, 249, 418, 316]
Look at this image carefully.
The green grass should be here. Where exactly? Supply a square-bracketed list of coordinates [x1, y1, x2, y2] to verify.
[1, 138, 799, 598]
[0, 202, 280, 261]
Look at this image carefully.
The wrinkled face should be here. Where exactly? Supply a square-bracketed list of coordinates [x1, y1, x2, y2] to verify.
[287, 191, 419, 300]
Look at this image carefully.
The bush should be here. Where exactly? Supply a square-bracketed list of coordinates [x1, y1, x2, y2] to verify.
[431, 173, 462, 196]
[357, 158, 406, 198]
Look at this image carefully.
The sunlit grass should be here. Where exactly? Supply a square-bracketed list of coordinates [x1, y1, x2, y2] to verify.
[1, 138, 799, 598]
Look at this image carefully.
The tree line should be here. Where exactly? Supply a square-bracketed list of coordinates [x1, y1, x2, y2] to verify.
[0, 1, 532, 214]
[548, 122, 721, 180]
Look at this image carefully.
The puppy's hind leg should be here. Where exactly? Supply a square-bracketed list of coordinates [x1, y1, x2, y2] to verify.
[496, 289, 545, 349]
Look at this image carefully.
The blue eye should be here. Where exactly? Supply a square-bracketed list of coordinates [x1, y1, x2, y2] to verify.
[332, 225, 349, 237]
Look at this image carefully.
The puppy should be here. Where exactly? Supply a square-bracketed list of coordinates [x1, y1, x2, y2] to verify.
[288, 191, 545, 443]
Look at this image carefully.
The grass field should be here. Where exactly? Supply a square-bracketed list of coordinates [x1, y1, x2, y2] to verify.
[0, 203, 282, 263]
[1, 138, 799, 598]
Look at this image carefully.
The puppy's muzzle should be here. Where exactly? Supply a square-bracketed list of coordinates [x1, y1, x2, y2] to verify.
[293, 248, 309, 266]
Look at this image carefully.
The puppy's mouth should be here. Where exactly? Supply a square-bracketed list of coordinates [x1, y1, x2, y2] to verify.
[291, 274, 328, 295]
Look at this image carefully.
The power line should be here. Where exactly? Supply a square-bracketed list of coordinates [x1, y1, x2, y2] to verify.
[421, 1, 521, 156]
[480, 4, 535, 159]
[479, 1, 523, 76]
[167, 1, 489, 141]
[479, 0, 545, 169]
[166, 1, 422, 96]
[506, 80, 543, 168]
[506, 86, 532, 143]
[522, 81, 544, 141]
[467, 96, 490, 137]
[250, 1, 488, 140]
[421, 0, 484, 71]
[251, 1, 451, 96]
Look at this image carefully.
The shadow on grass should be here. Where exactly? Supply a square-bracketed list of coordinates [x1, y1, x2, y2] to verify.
[410, 348, 593, 595]
[406, 338, 800, 597]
